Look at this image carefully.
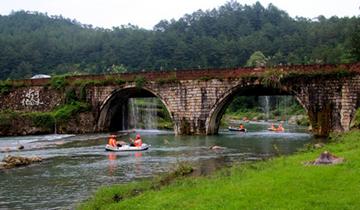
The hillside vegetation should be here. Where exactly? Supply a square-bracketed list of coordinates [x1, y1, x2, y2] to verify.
[0, 1, 359, 79]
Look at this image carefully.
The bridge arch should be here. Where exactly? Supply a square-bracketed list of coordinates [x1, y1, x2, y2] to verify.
[97, 85, 174, 132]
[205, 83, 306, 135]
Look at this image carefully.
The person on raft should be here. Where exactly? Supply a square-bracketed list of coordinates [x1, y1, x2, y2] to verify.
[239, 123, 246, 131]
[239, 123, 245, 129]
[276, 123, 284, 132]
[268, 123, 284, 132]
[108, 134, 118, 147]
[269, 123, 276, 131]
[129, 134, 143, 147]
[108, 134, 126, 147]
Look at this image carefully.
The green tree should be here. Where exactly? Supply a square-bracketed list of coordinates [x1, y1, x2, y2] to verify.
[0, 4, 358, 80]
[107, 64, 127, 73]
[245, 51, 267, 67]
[351, 18, 360, 61]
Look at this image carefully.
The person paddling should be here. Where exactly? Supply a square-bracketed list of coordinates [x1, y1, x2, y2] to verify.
[129, 134, 143, 147]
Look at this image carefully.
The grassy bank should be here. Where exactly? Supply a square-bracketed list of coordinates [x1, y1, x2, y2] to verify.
[79, 131, 360, 210]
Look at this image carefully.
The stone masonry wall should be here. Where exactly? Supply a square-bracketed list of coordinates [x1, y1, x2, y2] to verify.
[287, 75, 360, 136]
[0, 86, 63, 112]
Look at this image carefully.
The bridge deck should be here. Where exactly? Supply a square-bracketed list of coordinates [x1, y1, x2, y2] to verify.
[9, 63, 360, 86]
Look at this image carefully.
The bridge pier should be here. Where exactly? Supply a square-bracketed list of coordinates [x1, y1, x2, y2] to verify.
[308, 104, 334, 137]
[292, 76, 360, 137]
[173, 117, 207, 135]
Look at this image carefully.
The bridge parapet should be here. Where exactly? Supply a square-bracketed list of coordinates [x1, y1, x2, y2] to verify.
[5, 63, 359, 87]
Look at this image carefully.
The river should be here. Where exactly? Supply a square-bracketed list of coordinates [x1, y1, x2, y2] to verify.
[0, 123, 313, 210]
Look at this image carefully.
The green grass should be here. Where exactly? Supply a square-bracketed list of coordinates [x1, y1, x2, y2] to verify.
[78, 162, 194, 210]
[79, 130, 360, 210]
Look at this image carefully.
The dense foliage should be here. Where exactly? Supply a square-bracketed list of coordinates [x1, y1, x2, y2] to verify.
[0, 2, 358, 80]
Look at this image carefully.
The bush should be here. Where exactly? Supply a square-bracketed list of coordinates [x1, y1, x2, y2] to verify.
[135, 76, 146, 89]
[0, 110, 17, 129]
[53, 102, 91, 122]
[65, 88, 78, 104]
[261, 68, 285, 88]
[0, 111, 55, 132]
[0, 80, 12, 94]
[50, 75, 68, 90]
[26, 112, 55, 129]
[115, 78, 126, 85]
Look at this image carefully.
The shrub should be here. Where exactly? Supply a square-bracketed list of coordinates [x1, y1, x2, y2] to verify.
[115, 78, 126, 85]
[65, 88, 78, 104]
[135, 76, 146, 89]
[50, 75, 68, 90]
[26, 112, 55, 129]
[261, 68, 285, 88]
[0, 110, 17, 128]
[53, 102, 91, 122]
[0, 80, 12, 94]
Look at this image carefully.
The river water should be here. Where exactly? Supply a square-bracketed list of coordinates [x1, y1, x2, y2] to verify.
[0, 123, 313, 210]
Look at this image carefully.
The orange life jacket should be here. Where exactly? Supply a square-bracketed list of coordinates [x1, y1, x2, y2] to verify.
[108, 137, 117, 147]
[134, 139, 142, 147]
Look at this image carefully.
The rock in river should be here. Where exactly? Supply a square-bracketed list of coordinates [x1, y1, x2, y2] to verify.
[0, 155, 42, 170]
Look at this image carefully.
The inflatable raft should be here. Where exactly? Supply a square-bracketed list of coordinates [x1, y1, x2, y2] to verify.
[267, 128, 284, 132]
[105, 143, 150, 152]
[228, 127, 247, 132]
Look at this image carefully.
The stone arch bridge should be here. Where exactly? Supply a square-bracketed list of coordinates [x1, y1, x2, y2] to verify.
[1, 63, 360, 136]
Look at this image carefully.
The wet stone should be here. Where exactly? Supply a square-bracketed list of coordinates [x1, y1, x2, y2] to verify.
[0, 155, 42, 170]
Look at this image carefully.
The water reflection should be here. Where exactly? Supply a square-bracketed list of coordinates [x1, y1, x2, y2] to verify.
[0, 124, 313, 210]
[108, 153, 117, 176]
[134, 152, 143, 177]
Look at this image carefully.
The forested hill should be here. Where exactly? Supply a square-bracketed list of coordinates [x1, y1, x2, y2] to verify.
[0, 1, 359, 80]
